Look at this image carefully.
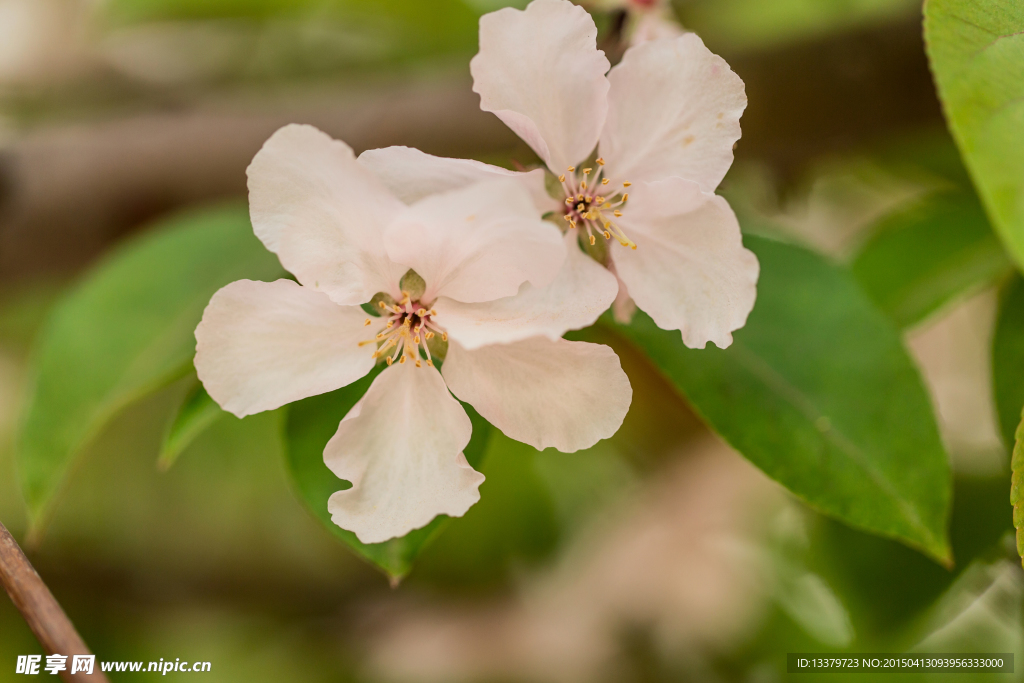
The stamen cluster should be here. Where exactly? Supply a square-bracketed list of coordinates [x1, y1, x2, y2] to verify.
[361, 292, 447, 368]
[559, 158, 636, 249]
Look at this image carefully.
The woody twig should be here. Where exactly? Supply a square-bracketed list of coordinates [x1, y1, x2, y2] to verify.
[0, 521, 109, 682]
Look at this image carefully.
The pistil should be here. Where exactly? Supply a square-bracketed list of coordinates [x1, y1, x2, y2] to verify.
[361, 291, 446, 368]
[560, 159, 637, 250]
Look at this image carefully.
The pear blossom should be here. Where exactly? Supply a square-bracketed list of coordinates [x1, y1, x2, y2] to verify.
[194, 124, 631, 544]
[466, 0, 758, 349]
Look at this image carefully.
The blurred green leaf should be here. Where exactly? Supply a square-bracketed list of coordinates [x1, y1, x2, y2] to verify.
[101, 0, 481, 72]
[925, 0, 1024, 271]
[993, 276, 1024, 451]
[851, 190, 1012, 329]
[1012, 409, 1024, 568]
[284, 366, 494, 581]
[807, 471, 1010, 646]
[681, 0, 919, 52]
[158, 378, 225, 471]
[610, 235, 952, 563]
[412, 430, 560, 590]
[532, 441, 636, 535]
[17, 204, 284, 534]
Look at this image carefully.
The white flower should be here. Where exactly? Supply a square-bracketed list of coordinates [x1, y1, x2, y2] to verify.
[466, 0, 759, 349]
[194, 124, 632, 544]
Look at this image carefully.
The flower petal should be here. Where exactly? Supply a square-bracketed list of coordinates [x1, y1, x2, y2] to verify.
[358, 146, 556, 212]
[434, 232, 618, 350]
[385, 178, 565, 304]
[195, 279, 379, 418]
[613, 178, 759, 349]
[470, 0, 610, 172]
[599, 34, 746, 192]
[443, 337, 631, 453]
[247, 124, 407, 306]
[325, 362, 483, 544]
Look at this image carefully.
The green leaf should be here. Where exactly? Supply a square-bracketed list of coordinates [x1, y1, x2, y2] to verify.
[609, 235, 952, 563]
[158, 378, 225, 471]
[283, 366, 494, 582]
[851, 190, 1013, 329]
[1011, 408, 1024, 569]
[17, 203, 284, 533]
[992, 275, 1024, 451]
[925, 0, 1024, 271]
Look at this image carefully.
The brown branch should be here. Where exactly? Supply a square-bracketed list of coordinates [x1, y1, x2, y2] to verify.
[0, 521, 110, 682]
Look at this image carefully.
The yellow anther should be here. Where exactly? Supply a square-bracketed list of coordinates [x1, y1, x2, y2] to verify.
[602, 178, 609, 185]
[565, 197, 573, 205]
[570, 219, 577, 228]
[603, 230, 611, 239]
[426, 331, 435, 339]
[386, 356, 393, 366]
[595, 196, 605, 205]
[589, 234, 596, 245]
[416, 308, 427, 317]
[623, 181, 632, 187]
[364, 318, 371, 326]
[631, 244, 637, 250]
[581, 181, 587, 190]
[596, 158, 605, 166]
[414, 335, 420, 344]
[359, 340, 375, 347]
[558, 174, 565, 182]
[442, 332, 448, 342]
[568, 166, 575, 172]
[378, 301, 388, 309]
[402, 318, 411, 327]
[430, 309, 437, 316]
[399, 355, 406, 364]
[577, 194, 584, 201]
[614, 210, 622, 217]
[563, 214, 572, 222]
[415, 360, 422, 368]
[386, 321, 393, 328]
[427, 359, 434, 367]
[577, 203, 585, 212]
[393, 305, 403, 314]
[376, 332, 385, 339]
[622, 193, 629, 202]
[583, 168, 592, 175]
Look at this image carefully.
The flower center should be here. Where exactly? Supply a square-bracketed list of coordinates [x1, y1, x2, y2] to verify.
[559, 158, 636, 250]
[359, 292, 447, 368]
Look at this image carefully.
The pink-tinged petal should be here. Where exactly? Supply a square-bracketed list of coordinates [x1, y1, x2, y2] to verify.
[247, 124, 407, 306]
[194, 279, 379, 418]
[443, 338, 631, 453]
[325, 362, 483, 544]
[471, 0, 610, 172]
[613, 178, 759, 349]
[599, 34, 746, 192]
[434, 232, 618, 350]
[385, 178, 565, 304]
[358, 146, 557, 212]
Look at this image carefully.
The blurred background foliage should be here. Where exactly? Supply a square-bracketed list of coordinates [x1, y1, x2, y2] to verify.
[1, 0, 1023, 681]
